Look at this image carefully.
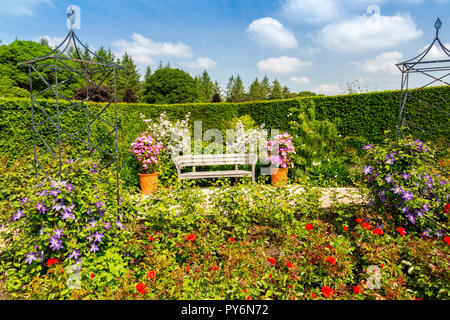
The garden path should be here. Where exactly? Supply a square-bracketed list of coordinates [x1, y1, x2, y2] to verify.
[198, 186, 365, 208]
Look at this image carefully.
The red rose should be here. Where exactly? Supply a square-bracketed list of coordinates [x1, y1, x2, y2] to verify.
[147, 270, 156, 279]
[186, 234, 197, 241]
[311, 292, 316, 299]
[443, 236, 450, 246]
[397, 227, 406, 236]
[47, 258, 58, 266]
[229, 237, 235, 243]
[326, 257, 336, 265]
[136, 282, 146, 294]
[305, 223, 314, 231]
[269, 274, 272, 278]
[213, 265, 219, 271]
[356, 218, 363, 223]
[353, 286, 361, 294]
[148, 235, 154, 241]
[289, 284, 293, 288]
[444, 204, 450, 214]
[247, 296, 251, 300]
[243, 288, 247, 293]
[361, 222, 372, 230]
[343, 225, 348, 231]
[267, 257, 277, 266]
[372, 228, 383, 235]
[90, 273, 95, 279]
[321, 285, 334, 298]
[286, 262, 293, 268]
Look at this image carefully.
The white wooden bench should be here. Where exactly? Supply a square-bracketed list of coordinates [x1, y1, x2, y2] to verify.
[173, 153, 257, 183]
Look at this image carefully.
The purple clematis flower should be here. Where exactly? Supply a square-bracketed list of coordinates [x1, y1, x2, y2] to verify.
[363, 144, 374, 150]
[49, 236, 64, 251]
[61, 211, 75, 220]
[402, 190, 414, 201]
[49, 189, 60, 197]
[51, 200, 66, 212]
[116, 220, 124, 230]
[95, 201, 105, 209]
[53, 228, 65, 238]
[37, 190, 48, 197]
[103, 221, 111, 230]
[90, 243, 99, 253]
[401, 207, 410, 214]
[69, 249, 81, 260]
[401, 173, 410, 180]
[406, 213, 416, 225]
[21, 197, 29, 205]
[66, 183, 75, 192]
[13, 209, 24, 221]
[392, 186, 403, 194]
[25, 252, 38, 264]
[422, 230, 431, 237]
[385, 174, 394, 183]
[93, 232, 104, 243]
[36, 201, 47, 214]
[362, 166, 373, 175]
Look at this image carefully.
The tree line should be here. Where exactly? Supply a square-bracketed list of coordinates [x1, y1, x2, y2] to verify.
[0, 39, 316, 104]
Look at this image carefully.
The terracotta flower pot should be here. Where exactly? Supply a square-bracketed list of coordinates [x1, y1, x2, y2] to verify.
[138, 172, 159, 195]
[271, 167, 288, 186]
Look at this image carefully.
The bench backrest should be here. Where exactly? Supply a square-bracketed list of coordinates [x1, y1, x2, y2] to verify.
[173, 153, 257, 169]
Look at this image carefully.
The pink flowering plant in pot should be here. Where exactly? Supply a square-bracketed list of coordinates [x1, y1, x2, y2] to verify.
[130, 132, 163, 194]
[266, 132, 296, 169]
[266, 133, 296, 186]
[130, 132, 163, 174]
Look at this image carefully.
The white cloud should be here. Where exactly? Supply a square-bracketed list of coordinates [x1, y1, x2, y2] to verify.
[290, 76, 310, 84]
[113, 33, 193, 66]
[257, 56, 312, 74]
[313, 82, 344, 95]
[300, 46, 321, 55]
[420, 43, 450, 61]
[280, 0, 343, 24]
[279, 0, 436, 24]
[246, 17, 298, 49]
[35, 35, 65, 48]
[317, 7, 422, 52]
[354, 51, 403, 75]
[0, 0, 52, 16]
[179, 57, 217, 69]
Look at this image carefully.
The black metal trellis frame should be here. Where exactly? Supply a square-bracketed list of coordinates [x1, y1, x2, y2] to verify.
[396, 18, 450, 177]
[19, 21, 123, 204]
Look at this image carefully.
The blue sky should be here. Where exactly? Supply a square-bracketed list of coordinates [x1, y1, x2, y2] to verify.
[0, 0, 449, 95]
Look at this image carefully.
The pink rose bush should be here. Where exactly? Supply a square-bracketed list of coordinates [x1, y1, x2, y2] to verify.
[267, 132, 296, 168]
[130, 132, 163, 173]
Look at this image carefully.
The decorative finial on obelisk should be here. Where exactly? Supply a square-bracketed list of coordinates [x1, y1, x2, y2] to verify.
[434, 18, 442, 37]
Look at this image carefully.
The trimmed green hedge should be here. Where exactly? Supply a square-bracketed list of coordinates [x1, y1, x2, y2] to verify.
[1, 85, 449, 164]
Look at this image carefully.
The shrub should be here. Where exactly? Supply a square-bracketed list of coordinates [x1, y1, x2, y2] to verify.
[0, 160, 136, 298]
[361, 138, 449, 236]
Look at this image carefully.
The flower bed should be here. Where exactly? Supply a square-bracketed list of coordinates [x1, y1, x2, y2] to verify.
[0, 161, 448, 299]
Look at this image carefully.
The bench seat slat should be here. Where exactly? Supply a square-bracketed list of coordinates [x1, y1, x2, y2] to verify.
[179, 170, 253, 179]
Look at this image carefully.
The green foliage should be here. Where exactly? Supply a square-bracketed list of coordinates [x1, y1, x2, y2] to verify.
[117, 52, 142, 103]
[361, 138, 449, 236]
[0, 160, 137, 298]
[288, 100, 357, 185]
[143, 66, 201, 104]
[1, 85, 449, 188]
